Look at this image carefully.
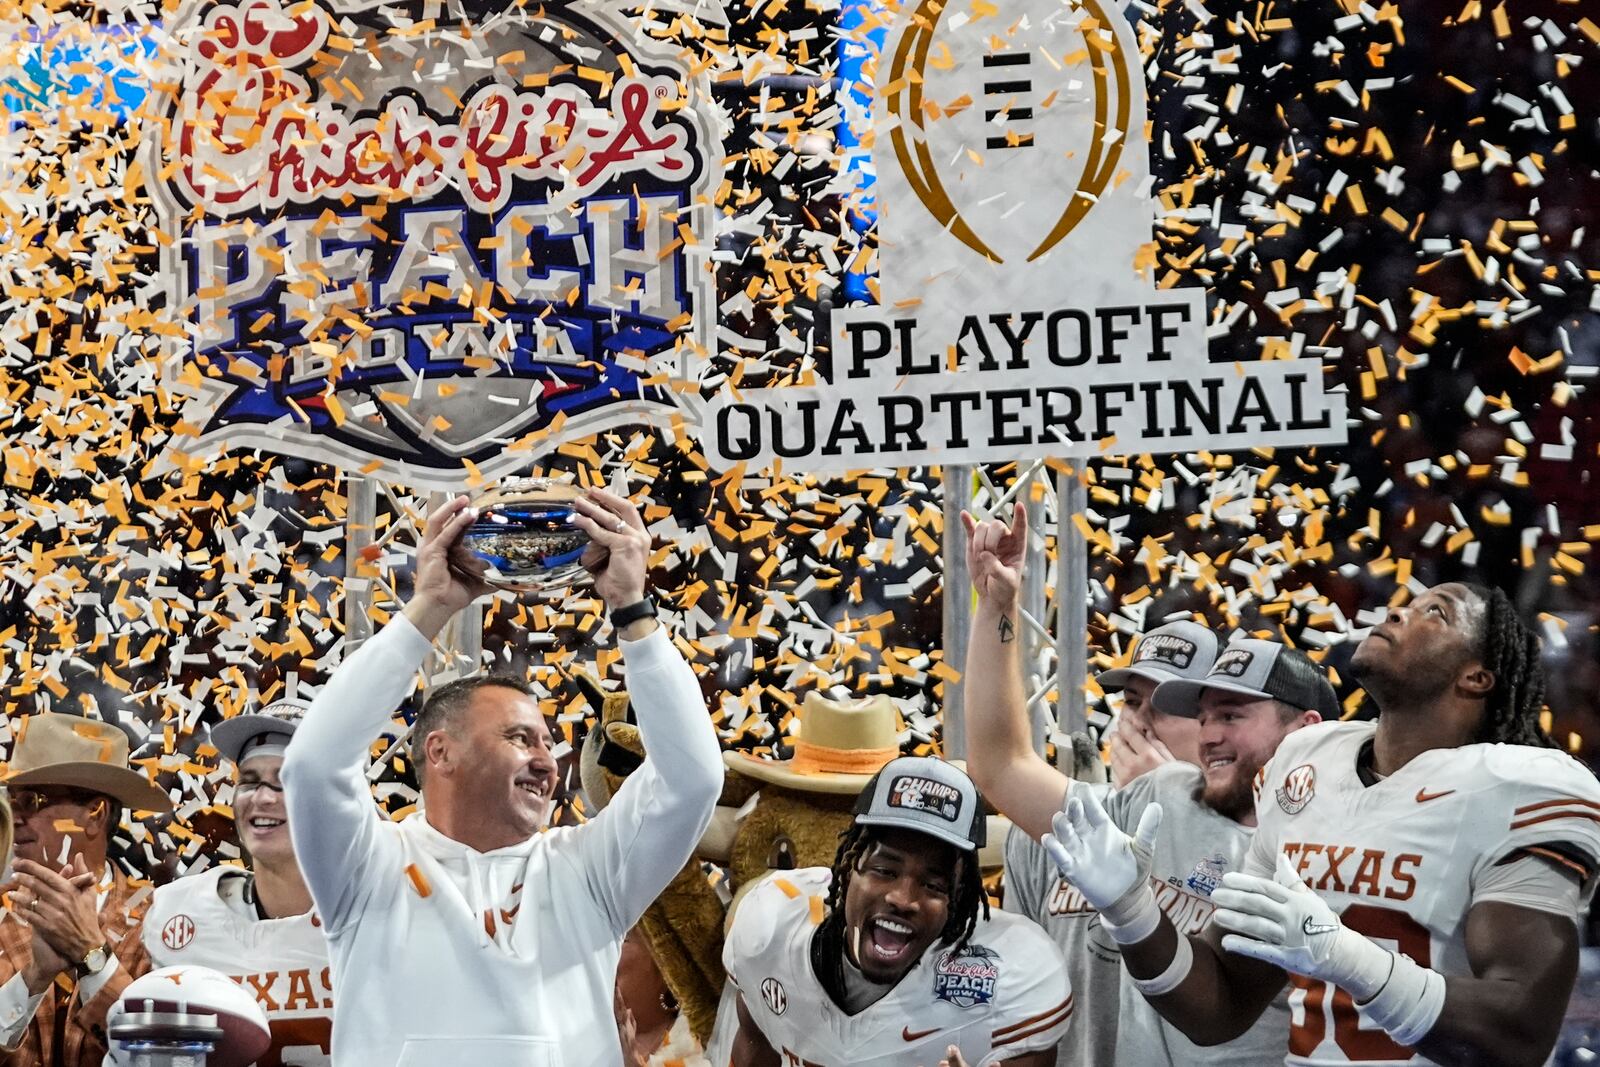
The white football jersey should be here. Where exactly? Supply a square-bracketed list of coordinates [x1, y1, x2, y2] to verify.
[725, 868, 1072, 1066]
[143, 867, 332, 1067]
[1248, 721, 1600, 1066]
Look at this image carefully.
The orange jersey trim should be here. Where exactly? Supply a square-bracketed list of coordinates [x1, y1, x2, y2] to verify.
[1514, 796, 1600, 816]
[1514, 845, 1593, 881]
[1508, 810, 1600, 832]
[992, 995, 1073, 1048]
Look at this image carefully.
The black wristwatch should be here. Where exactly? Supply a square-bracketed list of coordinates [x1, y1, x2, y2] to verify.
[609, 596, 656, 629]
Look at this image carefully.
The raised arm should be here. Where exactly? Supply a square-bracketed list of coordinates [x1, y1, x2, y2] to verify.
[960, 502, 1070, 841]
[281, 496, 492, 932]
[1042, 789, 1286, 1045]
[568, 488, 723, 933]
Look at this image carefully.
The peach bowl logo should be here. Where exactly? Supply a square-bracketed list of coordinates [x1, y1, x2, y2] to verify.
[143, 0, 718, 484]
[883, 0, 1135, 264]
[1276, 764, 1316, 816]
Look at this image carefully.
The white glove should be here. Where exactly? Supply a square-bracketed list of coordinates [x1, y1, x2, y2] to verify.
[1041, 790, 1162, 940]
[1213, 853, 1394, 999]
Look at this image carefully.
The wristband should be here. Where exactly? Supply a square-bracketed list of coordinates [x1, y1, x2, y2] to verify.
[1098, 882, 1161, 945]
[1355, 952, 1446, 1048]
[609, 596, 656, 629]
[1130, 928, 1195, 996]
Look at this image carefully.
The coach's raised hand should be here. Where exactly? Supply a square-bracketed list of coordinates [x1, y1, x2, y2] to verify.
[1042, 790, 1164, 944]
[571, 488, 651, 616]
[404, 495, 497, 640]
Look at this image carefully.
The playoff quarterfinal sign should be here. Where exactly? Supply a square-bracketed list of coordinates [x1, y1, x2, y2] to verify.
[705, 0, 1346, 470]
[145, 0, 720, 486]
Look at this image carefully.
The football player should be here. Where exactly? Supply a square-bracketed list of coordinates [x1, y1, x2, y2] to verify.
[726, 756, 1071, 1067]
[1043, 581, 1600, 1066]
[964, 503, 1316, 1067]
[143, 700, 332, 1064]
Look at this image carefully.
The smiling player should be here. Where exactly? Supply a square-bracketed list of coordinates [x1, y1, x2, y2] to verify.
[964, 504, 1327, 1067]
[725, 756, 1070, 1067]
[1045, 581, 1600, 1067]
[144, 699, 333, 1064]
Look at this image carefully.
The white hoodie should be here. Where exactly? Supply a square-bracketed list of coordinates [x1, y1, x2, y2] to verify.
[280, 615, 723, 1067]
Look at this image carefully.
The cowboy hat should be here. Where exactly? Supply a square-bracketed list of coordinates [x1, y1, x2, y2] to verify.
[5, 713, 173, 813]
[725, 693, 902, 794]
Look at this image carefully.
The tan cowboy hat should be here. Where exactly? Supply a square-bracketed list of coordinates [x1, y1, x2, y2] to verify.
[5, 713, 173, 813]
[724, 693, 902, 794]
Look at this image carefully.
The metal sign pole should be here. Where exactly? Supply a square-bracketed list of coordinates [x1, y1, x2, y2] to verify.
[1020, 469, 1050, 754]
[343, 474, 378, 648]
[940, 464, 973, 759]
[1054, 468, 1089, 735]
[425, 490, 483, 683]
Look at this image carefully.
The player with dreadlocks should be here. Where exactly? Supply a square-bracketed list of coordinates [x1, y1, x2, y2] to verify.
[1042, 581, 1600, 1067]
[725, 756, 1071, 1067]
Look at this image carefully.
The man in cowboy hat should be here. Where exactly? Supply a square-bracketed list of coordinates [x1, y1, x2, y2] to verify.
[141, 698, 332, 1065]
[0, 711, 173, 1066]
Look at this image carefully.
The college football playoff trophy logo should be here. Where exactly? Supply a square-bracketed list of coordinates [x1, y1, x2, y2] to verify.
[144, 0, 719, 485]
[704, 0, 1345, 472]
[885, 0, 1133, 264]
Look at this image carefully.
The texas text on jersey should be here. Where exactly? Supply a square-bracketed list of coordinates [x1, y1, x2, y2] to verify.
[1249, 721, 1600, 1066]
[144, 866, 332, 1066]
[725, 869, 1072, 1066]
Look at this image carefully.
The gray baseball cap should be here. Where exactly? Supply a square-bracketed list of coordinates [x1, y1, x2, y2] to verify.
[1097, 621, 1219, 690]
[210, 698, 309, 765]
[853, 756, 986, 852]
[1152, 639, 1339, 719]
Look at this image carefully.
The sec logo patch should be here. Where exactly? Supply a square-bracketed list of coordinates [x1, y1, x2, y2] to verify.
[161, 914, 196, 951]
[761, 977, 787, 1016]
[1276, 764, 1316, 815]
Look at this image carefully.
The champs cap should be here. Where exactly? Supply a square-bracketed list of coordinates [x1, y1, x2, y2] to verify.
[210, 699, 309, 765]
[1097, 621, 1218, 690]
[853, 756, 986, 852]
[1152, 639, 1339, 720]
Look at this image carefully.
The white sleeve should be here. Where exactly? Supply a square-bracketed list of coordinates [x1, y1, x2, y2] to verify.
[573, 626, 724, 934]
[280, 615, 433, 933]
[1002, 823, 1048, 921]
[983, 929, 1072, 1063]
[1470, 850, 1583, 921]
[75, 953, 119, 1004]
[0, 972, 43, 1049]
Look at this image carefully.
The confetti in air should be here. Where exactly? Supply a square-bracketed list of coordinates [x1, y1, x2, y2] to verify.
[0, 0, 1596, 883]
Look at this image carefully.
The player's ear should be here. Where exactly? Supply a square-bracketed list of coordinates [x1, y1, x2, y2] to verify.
[1458, 662, 1495, 699]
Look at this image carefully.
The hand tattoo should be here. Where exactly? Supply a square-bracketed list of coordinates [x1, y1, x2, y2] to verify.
[999, 613, 1016, 644]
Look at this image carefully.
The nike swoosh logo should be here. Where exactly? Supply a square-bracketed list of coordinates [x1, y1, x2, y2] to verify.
[1302, 917, 1340, 937]
[1415, 788, 1456, 804]
[903, 1026, 941, 1042]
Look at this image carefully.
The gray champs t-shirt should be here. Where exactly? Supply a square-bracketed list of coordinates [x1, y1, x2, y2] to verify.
[1004, 762, 1291, 1067]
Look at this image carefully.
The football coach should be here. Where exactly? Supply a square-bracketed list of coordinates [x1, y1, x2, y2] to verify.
[281, 491, 723, 1067]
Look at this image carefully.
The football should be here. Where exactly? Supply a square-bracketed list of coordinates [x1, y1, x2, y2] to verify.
[106, 965, 271, 1067]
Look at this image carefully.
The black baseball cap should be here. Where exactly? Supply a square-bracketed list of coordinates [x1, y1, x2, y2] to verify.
[1097, 621, 1218, 690]
[853, 756, 986, 852]
[1152, 639, 1338, 719]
